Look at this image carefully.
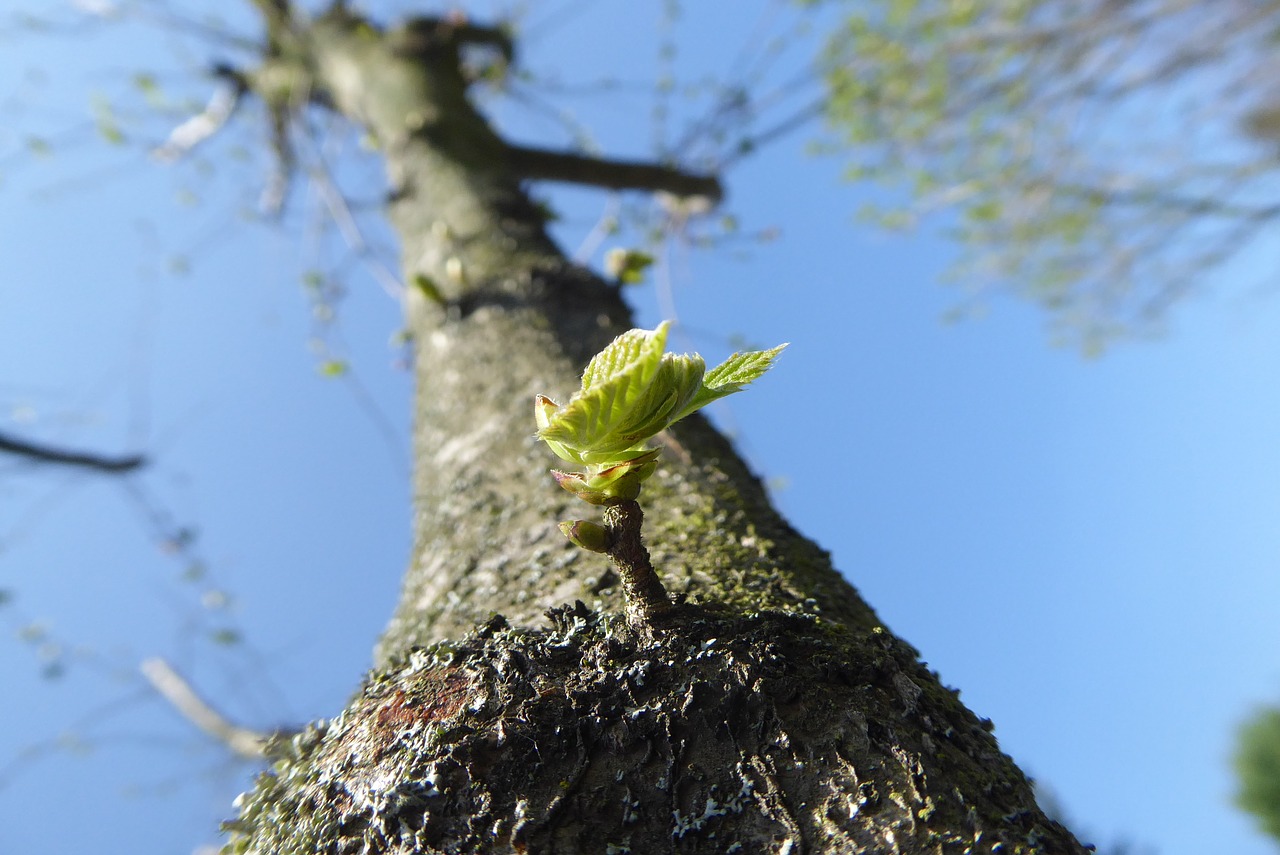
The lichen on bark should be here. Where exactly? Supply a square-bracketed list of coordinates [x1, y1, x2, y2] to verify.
[226, 605, 1081, 855]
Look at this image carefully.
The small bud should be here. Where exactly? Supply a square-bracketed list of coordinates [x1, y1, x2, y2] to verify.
[552, 470, 614, 505]
[413, 274, 447, 306]
[445, 256, 465, 283]
[587, 455, 658, 502]
[559, 520, 612, 553]
[552, 448, 662, 505]
[534, 394, 559, 431]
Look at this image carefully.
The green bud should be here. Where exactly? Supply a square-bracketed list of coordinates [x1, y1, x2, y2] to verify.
[552, 471, 613, 505]
[552, 448, 662, 505]
[558, 520, 613, 553]
[536, 395, 587, 465]
[534, 394, 558, 431]
[413, 274, 446, 306]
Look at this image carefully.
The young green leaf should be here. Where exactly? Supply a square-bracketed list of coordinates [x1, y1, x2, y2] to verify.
[536, 321, 786, 507]
[580, 322, 668, 391]
[672, 342, 788, 423]
[540, 326, 678, 463]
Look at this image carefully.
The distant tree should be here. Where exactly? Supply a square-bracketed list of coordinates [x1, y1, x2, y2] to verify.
[1236, 705, 1280, 844]
[806, 0, 1280, 350]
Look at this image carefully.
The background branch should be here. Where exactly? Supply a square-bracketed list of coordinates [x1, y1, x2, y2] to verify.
[0, 431, 144, 474]
[507, 145, 723, 203]
[140, 658, 272, 760]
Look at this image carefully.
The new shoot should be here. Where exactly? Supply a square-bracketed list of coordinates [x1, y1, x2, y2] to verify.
[535, 321, 786, 622]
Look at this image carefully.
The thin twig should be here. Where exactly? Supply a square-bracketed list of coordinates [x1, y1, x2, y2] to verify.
[151, 65, 247, 163]
[0, 431, 144, 473]
[140, 657, 269, 760]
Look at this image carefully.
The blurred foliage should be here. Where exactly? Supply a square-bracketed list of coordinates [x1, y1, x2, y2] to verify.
[604, 248, 656, 285]
[804, 0, 1280, 351]
[1236, 705, 1280, 844]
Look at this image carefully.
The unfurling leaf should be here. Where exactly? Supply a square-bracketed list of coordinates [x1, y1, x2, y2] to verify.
[536, 321, 785, 506]
[674, 342, 789, 423]
[551, 449, 662, 505]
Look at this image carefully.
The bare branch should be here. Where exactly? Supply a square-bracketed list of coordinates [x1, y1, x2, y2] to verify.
[152, 65, 247, 163]
[140, 657, 270, 760]
[813, 0, 1280, 346]
[507, 145, 723, 204]
[392, 13, 515, 67]
[309, 155, 404, 299]
[0, 430, 144, 474]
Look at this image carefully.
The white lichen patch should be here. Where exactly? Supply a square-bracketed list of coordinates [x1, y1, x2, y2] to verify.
[671, 763, 755, 839]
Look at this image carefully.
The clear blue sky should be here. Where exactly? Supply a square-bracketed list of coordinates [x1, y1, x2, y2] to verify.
[2, 2, 1279, 854]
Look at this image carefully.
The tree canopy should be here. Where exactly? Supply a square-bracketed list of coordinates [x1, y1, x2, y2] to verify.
[809, 0, 1280, 349]
[1237, 706, 1280, 845]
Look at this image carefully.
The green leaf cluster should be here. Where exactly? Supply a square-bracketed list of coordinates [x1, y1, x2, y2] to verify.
[1236, 705, 1280, 843]
[536, 321, 785, 505]
[805, 0, 1275, 350]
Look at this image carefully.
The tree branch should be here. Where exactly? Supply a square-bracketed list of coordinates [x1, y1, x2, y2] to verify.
[152, 64, 247, 163]
[439, 16, 515, 65]
[507, 145, 723, 204]
[140, 657, 270, 760]
[0, 430, 144, 474]
[248, 0, 293, 46]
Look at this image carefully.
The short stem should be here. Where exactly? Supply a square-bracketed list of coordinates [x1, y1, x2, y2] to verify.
[602, 500, 672, 623]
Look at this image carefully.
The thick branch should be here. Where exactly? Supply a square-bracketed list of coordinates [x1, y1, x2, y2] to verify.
[0, 430, 144, 474]
[393, 15, 515, 66]
[507, 145, 723, 204]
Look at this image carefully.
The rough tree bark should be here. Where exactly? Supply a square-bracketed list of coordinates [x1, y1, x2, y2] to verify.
[222, 6, 1087, 854]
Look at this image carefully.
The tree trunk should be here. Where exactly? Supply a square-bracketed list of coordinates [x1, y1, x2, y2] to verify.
[223, 8, 1087, 854]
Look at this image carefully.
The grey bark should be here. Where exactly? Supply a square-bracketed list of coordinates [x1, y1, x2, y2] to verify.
[223, 7, 1087, 854]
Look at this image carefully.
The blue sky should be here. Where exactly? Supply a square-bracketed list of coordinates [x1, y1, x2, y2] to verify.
[2, 2, 1280, 854]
